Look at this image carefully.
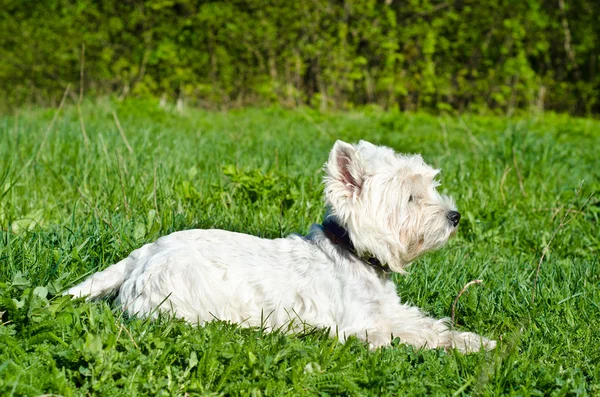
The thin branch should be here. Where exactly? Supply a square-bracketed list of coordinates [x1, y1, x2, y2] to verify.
[530, 207, 582, 216]
[112, 111, 134, 154]
[136, 47, 150, 85]
[98, 133, 111, 163]
[561, 196, 592, 226]
[77, 43, 90, 148]
[551, 205, 564, 221]
[79, 43, 85, 104]
[558, 0, 579, 75]
[36, 84, 71, 161]
[120, 324, 140, 350]
[115, 322, 123, 343]
[531, 181, 590, 304]
[417, 2, 449, 15]
[0, 311, 12, 326]
[451, 279, 483, 326]
[77, 105, 90, 149]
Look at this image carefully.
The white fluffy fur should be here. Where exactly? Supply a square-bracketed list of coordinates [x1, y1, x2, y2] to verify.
[67, 140, 495, 353]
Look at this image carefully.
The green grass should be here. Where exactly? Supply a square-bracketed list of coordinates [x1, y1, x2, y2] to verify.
[1, 99, 599, 396]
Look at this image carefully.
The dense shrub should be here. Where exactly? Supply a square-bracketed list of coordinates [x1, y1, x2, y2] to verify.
[2, 0, 599, 114]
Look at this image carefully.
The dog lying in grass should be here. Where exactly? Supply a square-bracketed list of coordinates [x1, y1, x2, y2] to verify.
[67, 140, 495, 353]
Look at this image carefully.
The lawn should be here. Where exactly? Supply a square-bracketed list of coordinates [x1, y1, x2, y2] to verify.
[0, 99, 599, 396]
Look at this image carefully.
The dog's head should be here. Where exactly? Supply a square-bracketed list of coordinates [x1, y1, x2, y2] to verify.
[324, 140, 459, 273]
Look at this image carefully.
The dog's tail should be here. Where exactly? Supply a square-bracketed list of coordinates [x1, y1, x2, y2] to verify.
[65, 257, 131, 299]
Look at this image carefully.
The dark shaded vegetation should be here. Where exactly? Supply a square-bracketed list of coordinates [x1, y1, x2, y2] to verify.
[2, 0, 599, 114]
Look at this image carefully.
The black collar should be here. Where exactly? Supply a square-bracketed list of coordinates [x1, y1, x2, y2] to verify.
[322, 218, 391, 273]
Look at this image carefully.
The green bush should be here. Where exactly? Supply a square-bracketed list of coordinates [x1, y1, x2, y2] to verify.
[2, 0, 599, 114]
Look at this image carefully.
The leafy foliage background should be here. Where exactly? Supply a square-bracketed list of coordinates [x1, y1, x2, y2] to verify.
[2, 0, 599, 114]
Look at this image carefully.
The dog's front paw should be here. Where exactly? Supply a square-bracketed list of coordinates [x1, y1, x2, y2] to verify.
[64, 285, 86, 298]
[445, 331, 496, 353]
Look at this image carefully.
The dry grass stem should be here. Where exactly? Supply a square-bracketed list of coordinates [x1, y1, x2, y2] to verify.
[120, 324, 140, 350]
[458, 118, 483, 149]
[36, 84, 71, 161]
[77, 105, 90, 148]
[112, 111, 134, 154]
[98, 133, 111, 163]
[451, 279, 483, 326]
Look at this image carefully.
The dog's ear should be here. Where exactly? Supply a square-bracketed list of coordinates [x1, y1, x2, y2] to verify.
[325, 140, 365, 196]
[356, 140, 377, 151]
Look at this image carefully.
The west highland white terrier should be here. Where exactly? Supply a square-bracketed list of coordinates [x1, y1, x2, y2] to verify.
[67, 140, 495, 353]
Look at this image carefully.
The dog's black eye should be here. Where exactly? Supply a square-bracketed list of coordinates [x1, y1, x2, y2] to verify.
[408, 195, 414, 202]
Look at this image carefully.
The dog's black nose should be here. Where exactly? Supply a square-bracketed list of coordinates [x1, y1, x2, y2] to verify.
[447, 211, 461, 227]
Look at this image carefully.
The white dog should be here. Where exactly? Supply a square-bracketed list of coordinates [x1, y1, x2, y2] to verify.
[67, 140, 495, 353]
